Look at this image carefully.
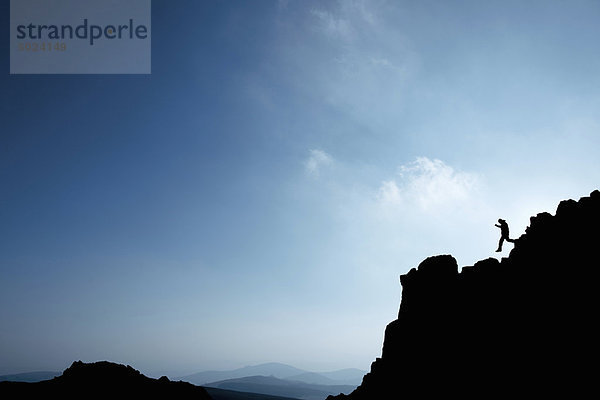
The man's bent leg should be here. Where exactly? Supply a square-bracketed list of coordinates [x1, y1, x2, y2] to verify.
[496, 237, 504, 252]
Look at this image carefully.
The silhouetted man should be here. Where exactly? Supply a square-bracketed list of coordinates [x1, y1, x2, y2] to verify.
[495, 219, 514, 252]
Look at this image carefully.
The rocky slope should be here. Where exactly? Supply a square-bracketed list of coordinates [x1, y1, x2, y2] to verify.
[329, 190, 600, 398]
[0, 360, 212, 399]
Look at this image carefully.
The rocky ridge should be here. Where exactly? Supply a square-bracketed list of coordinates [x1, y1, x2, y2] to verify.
[0, 360, 212, 399]
[329, 190, 600, 398]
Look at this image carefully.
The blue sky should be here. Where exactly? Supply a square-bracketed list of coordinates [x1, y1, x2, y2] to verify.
[2, 0, 600, 377]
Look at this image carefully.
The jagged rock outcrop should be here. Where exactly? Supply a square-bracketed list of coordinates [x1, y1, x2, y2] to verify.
[329, 190, 600, 399]
[0, 361, 212, 399]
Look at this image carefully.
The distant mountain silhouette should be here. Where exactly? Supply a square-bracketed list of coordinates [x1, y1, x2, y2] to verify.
[0, 371, 60, 383]
[180, 362, 307, 385]
[204, 375, 355, 400]
[329, 190, 600, 399]
[0, 361, 211, 399]
[180, 363, 365, 386]
[285, 372, 342, 386]
[205, 386, 301, 400]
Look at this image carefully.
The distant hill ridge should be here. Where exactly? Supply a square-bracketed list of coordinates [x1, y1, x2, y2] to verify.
[0, 360, 362, 400]
[204, 375, 355, 400]
[329, 190, 600, 399]
[180, 362, 365, 386]
[0, 371, 60, 383]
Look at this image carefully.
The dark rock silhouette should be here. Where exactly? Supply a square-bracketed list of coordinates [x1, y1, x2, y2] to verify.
[329, 190, 600, 399]
[0, 360, 212, 399]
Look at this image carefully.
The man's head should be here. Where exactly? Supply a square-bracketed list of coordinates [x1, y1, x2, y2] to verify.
[498, 218, 505, 223]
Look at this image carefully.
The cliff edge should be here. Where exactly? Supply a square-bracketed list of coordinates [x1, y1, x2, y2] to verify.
[329, 190, 600, 398]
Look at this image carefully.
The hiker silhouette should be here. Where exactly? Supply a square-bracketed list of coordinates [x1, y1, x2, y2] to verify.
[495, 219, 514, 252]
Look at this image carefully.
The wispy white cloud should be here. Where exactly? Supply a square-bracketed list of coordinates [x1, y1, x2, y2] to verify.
[305, 149, 334, 177]
[309, 0, 379, 41]
[295, 1, 415, 125]
[310, 8, 353, 40]
[378, 157, 480, 212]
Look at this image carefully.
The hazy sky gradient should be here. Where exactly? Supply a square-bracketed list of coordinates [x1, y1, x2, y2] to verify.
[2, 0, 600, 377]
